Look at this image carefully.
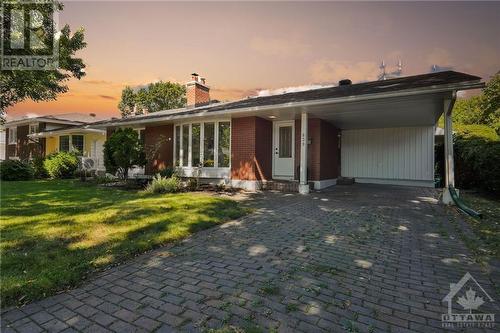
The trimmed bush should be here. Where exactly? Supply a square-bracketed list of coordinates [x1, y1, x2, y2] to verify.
[454, 137, 500, 194]
[44, 152, 79, 179]
[144, 174, 181, 194]
[0, 160, 34, 181]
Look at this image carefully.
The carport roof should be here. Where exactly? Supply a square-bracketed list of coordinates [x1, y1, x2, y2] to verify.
[94, 71, 482, 127]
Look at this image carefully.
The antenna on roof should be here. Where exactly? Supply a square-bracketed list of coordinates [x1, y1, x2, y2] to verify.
[378, 59, 403, 80]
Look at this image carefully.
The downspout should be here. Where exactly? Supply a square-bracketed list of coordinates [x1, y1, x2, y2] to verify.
[445, 91, 482, 219]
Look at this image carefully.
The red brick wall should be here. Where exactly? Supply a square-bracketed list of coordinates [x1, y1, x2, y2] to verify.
[295, 118, 339, 181]
[144, 124, 174, 174]
[6, 125, 44, 160]
[254, 117, 272, 180]
[231, 116, 272, 181]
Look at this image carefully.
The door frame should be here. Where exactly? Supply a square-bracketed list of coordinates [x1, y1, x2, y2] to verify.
[272, 120, 295, 180]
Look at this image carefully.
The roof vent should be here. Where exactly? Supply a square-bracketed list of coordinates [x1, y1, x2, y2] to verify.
[339, 79, 352, 86]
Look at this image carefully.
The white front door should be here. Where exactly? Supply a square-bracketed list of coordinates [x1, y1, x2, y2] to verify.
[273, 121, 295, 179]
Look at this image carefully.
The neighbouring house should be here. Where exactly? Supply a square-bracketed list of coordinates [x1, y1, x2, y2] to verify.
[4, 113, 106, 170]
[94, 71, 482, 199]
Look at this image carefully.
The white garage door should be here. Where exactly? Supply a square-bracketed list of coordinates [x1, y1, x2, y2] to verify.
[341, 127, 434, 187]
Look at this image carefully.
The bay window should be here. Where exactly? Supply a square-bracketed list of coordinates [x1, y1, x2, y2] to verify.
[174, 120, 231, 169]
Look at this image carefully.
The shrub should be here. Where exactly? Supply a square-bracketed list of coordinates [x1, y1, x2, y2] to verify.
[44, 152, 79, 179]
[454, 137, 500, 194]
[144, 174, 181, 194]
[159, 167, 176, 178]
[0, 160, 34, 181]
[30, 156, 48, 179]
[104, 128, 146, 179]
[95, 173, 118, 184]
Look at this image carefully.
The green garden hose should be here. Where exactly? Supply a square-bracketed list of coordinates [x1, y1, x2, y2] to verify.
[448, 186, 483, 219]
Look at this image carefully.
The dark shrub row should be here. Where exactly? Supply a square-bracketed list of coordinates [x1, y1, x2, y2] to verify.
[1, 152, 80, 181]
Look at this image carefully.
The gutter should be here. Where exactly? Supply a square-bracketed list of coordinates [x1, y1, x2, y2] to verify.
[93, 80, 484, 128]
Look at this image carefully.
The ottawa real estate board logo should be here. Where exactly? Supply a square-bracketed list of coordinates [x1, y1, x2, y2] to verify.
[442, 272, 495, 328]
[1, 0, 59, 70]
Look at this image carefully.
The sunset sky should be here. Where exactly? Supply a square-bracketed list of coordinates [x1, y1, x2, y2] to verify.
[7, 1, 500, 119]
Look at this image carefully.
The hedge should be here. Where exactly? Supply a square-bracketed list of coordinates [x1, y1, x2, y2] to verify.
[0, 160, 35, 181]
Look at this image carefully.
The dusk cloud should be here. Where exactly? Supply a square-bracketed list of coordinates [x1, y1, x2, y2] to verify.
[310, 60, 380, 84]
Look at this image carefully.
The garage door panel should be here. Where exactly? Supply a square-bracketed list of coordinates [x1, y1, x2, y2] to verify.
[341, 127, 434, 184]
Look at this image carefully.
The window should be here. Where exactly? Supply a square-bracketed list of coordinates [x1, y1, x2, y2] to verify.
[174, 121, 230, 169]
[182, 124, 189, 166]
[218, 122, 230, 167]
[175, 125, 181, 166]
[192, 124, 201, 167]
[139, 129, 145, 145]
[72, 135, 84, 153]
[59, 135, 70, 152]
[203, 123, 215, 167]
[279, 126, 292, 158]
[8, 127, 17, 144]
[29, 123, 39, 134]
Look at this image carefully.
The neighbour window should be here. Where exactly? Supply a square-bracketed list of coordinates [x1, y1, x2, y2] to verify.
[8, 127, 17, 144]
[218, 122, 230, 167]
[203, 123, 215, 167]
[72, 135, 84, 153]
[139, 129, 145, 145]
[192, 124, 201, 167]
[175, 125, 181, 166]
[59, 135, 70, 152]
[29, 123, 39, 134]
[182, 124, 189, 166]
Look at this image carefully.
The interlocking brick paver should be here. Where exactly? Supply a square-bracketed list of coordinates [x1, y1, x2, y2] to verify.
[2, 185, 499, 332]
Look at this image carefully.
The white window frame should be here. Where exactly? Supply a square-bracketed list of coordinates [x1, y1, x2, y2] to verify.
[29, 122, 39, 135]
[173, 119, 231, 178]
[8, 127, 17, 145]
[58, 135, 85, 153]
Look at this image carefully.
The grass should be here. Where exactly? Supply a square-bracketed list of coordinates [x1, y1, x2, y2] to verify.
[459, 191, 500, 258]
[0, 179, 248, 307]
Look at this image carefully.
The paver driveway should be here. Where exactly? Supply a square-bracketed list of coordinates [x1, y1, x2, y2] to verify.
[2, 185, 498, 333]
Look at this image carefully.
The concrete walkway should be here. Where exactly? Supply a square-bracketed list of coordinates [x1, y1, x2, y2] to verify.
[2, 185, 498, 332]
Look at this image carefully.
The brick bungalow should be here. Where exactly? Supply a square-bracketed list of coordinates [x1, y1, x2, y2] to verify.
[95, 71, 483, 198]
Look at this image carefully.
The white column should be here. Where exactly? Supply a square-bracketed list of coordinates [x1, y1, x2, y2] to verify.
[443, 94, 456, 204]
[299, 111, 309, 194]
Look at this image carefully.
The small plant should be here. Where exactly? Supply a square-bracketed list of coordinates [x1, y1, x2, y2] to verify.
[258, 280, 280, 296]
[144, 174, 181, 194]
[186, 177, 198, 191]
[44, 151, 79, 179]
[286, 303, 298, 313]
[95, 173, 117, 184]
[0, 160, 34, 181]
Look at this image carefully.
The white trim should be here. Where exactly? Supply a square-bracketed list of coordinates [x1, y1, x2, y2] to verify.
[8, 127, 17, 145]
[177, 167, 230, 179]
[355, 177, 434, 188]
[29, 128, 105, 138]
[311, 178, 337, 190]
[272, 120, 295, 180]
[6, 117, 85, 127]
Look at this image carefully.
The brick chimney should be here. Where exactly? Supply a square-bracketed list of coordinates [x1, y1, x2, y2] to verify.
[186, 73, 210, 107]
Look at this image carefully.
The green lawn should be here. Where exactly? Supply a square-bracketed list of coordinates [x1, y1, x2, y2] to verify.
[0, 180, 247, 306]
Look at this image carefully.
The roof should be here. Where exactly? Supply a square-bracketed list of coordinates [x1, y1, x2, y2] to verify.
[5, 113, 104, 126]
[94, 71, 482, 127]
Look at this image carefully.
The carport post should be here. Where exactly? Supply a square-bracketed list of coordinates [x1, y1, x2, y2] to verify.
[299, 111, 310, 194]
[443, 92, 457, 204]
